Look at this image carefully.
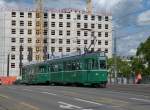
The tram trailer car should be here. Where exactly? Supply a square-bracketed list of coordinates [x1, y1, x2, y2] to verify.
[22, 52, 108, 87]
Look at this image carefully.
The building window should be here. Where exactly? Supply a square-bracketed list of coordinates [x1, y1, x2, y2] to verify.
[98, 40, 101, 45]
[59, 47, 62, 52]
[59, 14, 63, 19]
[44, 21, 48, 27]
[84, 31, 88, 36]
[11, 46, 16, 51]
[91, 48, 94, 51]
[67, 30, 70, 36]
[59, 22, 63, 27]
[66, 47, 70, 52]
[36, 21, 40, 26]
[36, 13, 40, 18]
[51, 39, 55, 44]
[77, 31, 80, 36]
[98, 16, 102, 21]
[11, 54, 15, 60]
[91, 40, 94, 44]
[28, 38, 32, 43]
[66, 14, 71, 19]
[91, 31, 95, 36]
[36, 55, 40, 60]
[77, 48, 80, 52]
[98, 24, 102, 29]
[84, 15, 88, 20]
[44, 13, 48, 18]
[36, 30, 40, 35]
[51, 30, 55, 35]
[20, 12, 24, 17]
[105, 24, 108, 29]
[91, 24, 95, 28]
[77, 23, 81, 28]
[59, 30, 63, 35]
[12, 12, 16, 17]
[11, 63, 15, 68]
[28, 12, 32, 18]
[105, 48, 108, 53]
[66, 22, 71, 27]
[84, 40, 87, 44]
[98, 32, 101, 37]
[51, 22, 55, 27]
[105, 16, 109, 21]
[91, 15, 95, 20]
[28, 21, 32, 26]
[51, 14, 55, 19]
[20, 38, 24, 43]
[20, 21, 24, 26]
[98, 48, 101, 51]
[105, 32, 108, 37]
[12, 20, 16, 26]
[59, 39, 63, 44]
[51, 47, 55, 52]
[11, 38, 16, 43]
[20, 46, 24, 51]
[20, 29, 24, 34]
[36, 47, 40, 52]
[44, 30, 48, 35]
[105, 40, 108, 45]
[77, 14, 81, 20]
[77, 39, 80, 44]
[66, 39, 70, 44]
[11, 29, 16, 34]
[84, 23, 88, 28]
[28, 29, 32, 35]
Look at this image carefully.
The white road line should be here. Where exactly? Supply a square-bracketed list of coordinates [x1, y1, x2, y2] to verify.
[23, 89, 33, 92]
[130, 98, 150, 103]
[74, 98, 103, 106]
[40, 91, 57, 96]
[58, 101, 82, 109]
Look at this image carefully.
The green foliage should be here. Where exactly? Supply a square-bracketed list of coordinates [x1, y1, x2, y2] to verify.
[107, 57, 131, 77]
[136, 37, 150, 75]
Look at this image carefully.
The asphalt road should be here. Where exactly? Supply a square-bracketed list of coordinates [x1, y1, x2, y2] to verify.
[0, 85, 150, 110]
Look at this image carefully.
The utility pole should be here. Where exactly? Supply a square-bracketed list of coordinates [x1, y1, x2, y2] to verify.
[113, 30, 118, 84]
[19, 45, 23, 77]
[7, 53, 10, 77]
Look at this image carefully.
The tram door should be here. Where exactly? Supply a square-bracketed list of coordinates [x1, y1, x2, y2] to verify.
[86, 59, 92, 82]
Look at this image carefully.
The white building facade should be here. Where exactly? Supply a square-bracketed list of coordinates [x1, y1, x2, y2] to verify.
[0, 9, 112, 78]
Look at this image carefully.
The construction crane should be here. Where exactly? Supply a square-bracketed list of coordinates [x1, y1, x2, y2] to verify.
[35, 0, 44, 61]
[87, 0, 92, 15]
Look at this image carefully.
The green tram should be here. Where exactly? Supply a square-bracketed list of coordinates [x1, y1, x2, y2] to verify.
[22, 52, 108, 87]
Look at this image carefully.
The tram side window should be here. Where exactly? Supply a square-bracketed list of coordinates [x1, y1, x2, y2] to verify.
[100, 60, 106, 69]
[39, 66, 46, 73]
[92, 59, 99, 69]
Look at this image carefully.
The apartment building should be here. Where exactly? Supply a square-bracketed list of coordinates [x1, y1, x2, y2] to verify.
[0, 9, 112, 78]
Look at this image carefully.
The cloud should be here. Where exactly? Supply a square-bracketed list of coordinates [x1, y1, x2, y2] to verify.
[137, 10, 150, 25]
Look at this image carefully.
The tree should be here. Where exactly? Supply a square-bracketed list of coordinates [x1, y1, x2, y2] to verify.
[136, 37, 150, 75]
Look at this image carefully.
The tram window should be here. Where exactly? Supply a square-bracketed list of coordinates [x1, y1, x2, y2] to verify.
[100, 60, 106, 69]
[92, 59, 98, 69]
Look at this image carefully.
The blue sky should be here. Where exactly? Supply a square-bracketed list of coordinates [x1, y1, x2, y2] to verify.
[0, 0, 150, 56]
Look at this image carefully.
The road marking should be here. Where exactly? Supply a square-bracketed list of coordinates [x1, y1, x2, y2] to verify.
[0, 94, 9, 99]
[58, 101, 93, 110]
[23, 89, 33, 92]
[20, 102, 39, 110]
[40, 91, 57, 96]
[130, 98, 150, 103]
[74, 98, 103, 106]
[58, 101, 81, 109]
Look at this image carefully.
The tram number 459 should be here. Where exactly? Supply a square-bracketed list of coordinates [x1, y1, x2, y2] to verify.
[58, 101, 93, 110]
